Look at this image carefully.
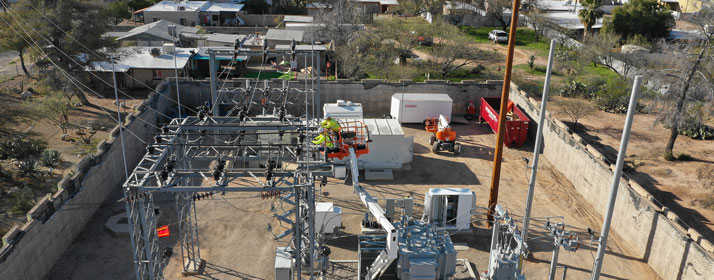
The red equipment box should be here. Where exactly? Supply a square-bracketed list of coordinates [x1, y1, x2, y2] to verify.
[479, 97, 530, 148]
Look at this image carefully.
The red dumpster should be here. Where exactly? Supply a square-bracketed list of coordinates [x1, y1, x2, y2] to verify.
[479, 97, 530, 148]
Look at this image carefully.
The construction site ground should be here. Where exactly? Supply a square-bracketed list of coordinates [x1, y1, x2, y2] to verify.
[50, 122, 660, 279]
[548, 96, 714, 241]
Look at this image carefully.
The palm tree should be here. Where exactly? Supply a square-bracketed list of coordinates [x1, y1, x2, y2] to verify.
[578, 0, 604, 37]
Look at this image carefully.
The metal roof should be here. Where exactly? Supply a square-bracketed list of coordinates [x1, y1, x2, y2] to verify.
[274, 44, 327, 51]
[306, 2, 331, 9]
[391, 93, 453, 102]
[283, 15, 313, 23]
[117, 20, 198, 42]
[379, 0, 399, 5]
[265, 29, 305, 42]
[143, 1, 244, 12]
[87, 47, 195, 71]
[144, 1, 208, 12]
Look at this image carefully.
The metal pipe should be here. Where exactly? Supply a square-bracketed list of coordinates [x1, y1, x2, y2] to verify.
[522, 40, 556, 242]
[209, 50, 218, 116]
[111, 55, 129, 180]
[591, 76, 642, 280]
[548, 244, 560, 280]
[487, 0, 523, 221]
[170, 25, 182, 118]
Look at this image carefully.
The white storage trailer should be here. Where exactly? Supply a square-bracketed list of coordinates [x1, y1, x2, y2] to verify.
[333, 118, 413, 179]
[315, 202, 342, 234]
[391, 93, 453, 123]
[323, 100, 363, 119]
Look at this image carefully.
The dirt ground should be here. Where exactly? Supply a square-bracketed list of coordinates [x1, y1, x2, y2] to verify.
[549, 97, 714, 241]
[51, 122, 661, 279]
[0, 77, 145, 234]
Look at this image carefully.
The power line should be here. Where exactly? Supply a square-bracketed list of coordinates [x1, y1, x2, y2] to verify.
[0, 4, 149, 143]
[16, 2, 191, 115]
[0, 1, 167, 132]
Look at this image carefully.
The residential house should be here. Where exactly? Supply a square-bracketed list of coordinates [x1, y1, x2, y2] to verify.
[196, 33, 264, 48]
[265, 29, 306, 47]
[191, 47, 249, 78]
[306, 2, 333, 16]
[115, 20, 198, 47]
[136, 1, 246, 27]
[87, 46, 195, 90]
[283, 15, 313, 24]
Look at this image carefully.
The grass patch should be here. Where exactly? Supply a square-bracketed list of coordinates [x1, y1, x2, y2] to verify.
[580, 65, 620, 81]
[459, 26, 550, 53]
[513, 64, 562, 76]
[242, 71, 292, 80]
[459, 26, 493, 43]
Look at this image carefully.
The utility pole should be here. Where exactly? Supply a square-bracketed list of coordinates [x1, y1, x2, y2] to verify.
[169, 24, 183, 118]
[591, 76, 642, 279]
[209, 49, 218, 116]
[487, 0, 523, 221]
[110, 55, 129, 180]
[522, 40, 556, 242]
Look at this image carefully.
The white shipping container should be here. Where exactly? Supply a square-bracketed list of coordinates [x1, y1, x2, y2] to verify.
[390, 93, 453, 123]
[323, 100, 363, 120]
[335, 118, 413, 170]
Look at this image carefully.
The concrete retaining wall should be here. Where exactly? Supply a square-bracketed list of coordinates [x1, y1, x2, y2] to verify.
[508, 83, 714, 280]
[0, 91, 163, 279]
[170, 78, 502, 118]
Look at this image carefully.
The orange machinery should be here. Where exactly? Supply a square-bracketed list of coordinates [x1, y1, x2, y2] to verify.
[425, 114, 461, 154]
[325, 120, 370, 160]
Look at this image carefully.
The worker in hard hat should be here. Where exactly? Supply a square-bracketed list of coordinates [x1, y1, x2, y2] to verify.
[312, 127, 335, 149]
[320, 116, 341, 133]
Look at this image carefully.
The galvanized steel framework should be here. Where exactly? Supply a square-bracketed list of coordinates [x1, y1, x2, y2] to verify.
[124, 45, 327, 280]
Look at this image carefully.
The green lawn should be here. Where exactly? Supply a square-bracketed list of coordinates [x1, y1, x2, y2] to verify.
[242, 71, 292, 80]
[459, 26, 550, 54]
[513, 63, 562, 76]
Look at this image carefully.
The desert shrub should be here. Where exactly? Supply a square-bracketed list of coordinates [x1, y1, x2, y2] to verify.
[17, 159, 37, 176]
[10, 188, 34, 215]
[41, 150, 61, 168]
[559, 80, 587, 97]
[582, 77, 607, 99]
[0, 136, 46, 160]
[593, 78, 632, 113]
[678, 122, 714, 140]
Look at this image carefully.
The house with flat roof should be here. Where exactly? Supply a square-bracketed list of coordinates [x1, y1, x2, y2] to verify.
[87, 46, 196, 90]
[135, 0, 246, 27]
[265, 29, 306, 47]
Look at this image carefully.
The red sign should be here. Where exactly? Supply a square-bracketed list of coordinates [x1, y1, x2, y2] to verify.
[157, 225, 170, 238]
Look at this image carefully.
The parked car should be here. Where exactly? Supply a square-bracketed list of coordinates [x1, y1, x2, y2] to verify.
[488, 30, 508, 44]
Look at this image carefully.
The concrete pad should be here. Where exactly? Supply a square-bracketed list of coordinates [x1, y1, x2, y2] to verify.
[104, 213, 130, 238]
[365, 169, 393, 180]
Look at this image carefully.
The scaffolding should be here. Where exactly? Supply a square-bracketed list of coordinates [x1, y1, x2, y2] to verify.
[123, 44, 328, 280]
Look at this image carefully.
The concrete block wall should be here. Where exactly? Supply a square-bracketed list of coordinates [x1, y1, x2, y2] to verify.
[0, 93, 161, 279]
[171, 78, 502, 118]
[508, 83, 714, 280]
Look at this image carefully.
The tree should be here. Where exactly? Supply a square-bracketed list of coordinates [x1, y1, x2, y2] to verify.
[0, 4, 37, 78]
[104, 1, 131, 25]
[557, 98, 595, 130]
[29, 0, 117, 106]
[486, 0, 511, 30]
[419, 19, 487, 78]
[34, 90, 73, 134]
[577, 0, 604, 38]
[580, 31, 648, 79]
[245, 0, 269, 14]
[604, 0, 674, 41]
[648, 6, 713, 160]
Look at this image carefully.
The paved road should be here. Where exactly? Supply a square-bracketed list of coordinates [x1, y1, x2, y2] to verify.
[0, 50, 20, 77]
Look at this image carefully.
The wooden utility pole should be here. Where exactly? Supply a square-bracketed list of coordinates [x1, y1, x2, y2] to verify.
[487, 0, 523, 222]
